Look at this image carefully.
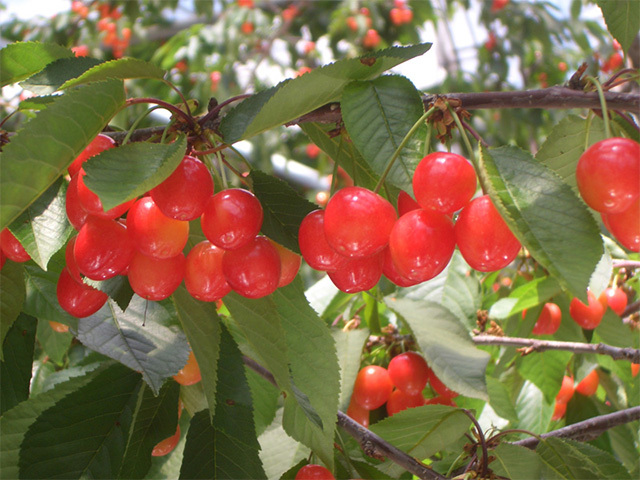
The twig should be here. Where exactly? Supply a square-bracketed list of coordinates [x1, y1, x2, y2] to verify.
[473, 335, 640, 363]
[461, 409, 489, 478]
[612, 260, 640, 269]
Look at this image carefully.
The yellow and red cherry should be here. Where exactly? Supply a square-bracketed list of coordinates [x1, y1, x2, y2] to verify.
[327, 250, 384, 293]
[127, 251, 185, 301]
[184, 241, 231, 302]
[173, 350, 201, 386]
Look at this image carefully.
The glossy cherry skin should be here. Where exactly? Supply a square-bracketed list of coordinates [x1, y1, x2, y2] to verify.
[222, 235, 281, 299]
[551, 400, 567, 421]
[575, 369, 599, 396]
[386, 388, 426, 416]
[185, 241, 231, 302]
[323, 187, 397, 258]
[74, 217, 135, 280]
[532, 302, 562, 335]
[151, 425, 181, 457]
[352, 365, 394, 410]
[66, 174, 91, 230]
[327, 251, 384, 294]
[68, 133, 116, 178]
[150, 155, 214, 221]
[389, 208, 455, 282]
[602, 197, 640, 252]
[382, 247, 419, 287]
[555, 375, 574, 404]
[454, 195, 521, 272]
[270, 240, 302, 288]
[397, 190, 421, 217]
[200, 189, 263, 250]
[346, 398, 370, 427]
[632, 363, 639, 377]
[0, 228, 31, 262]
[569, 291, 604, 330]
[76, 169, 136, 219]
[294, 464, 335, 480]
[412, 152, 477, 214]
[64, 235, 83, 282]
[127, 197, 189, 259]
[599, 287, 628, 316]
[576, 138, 640, 214]
[56, 267, 108, 318]
[173, 350, 201, 385]
[388, 352, 430, 395]
[298, 210, 347, 271]
[427, 368, 458, 399]
[128, 251, 185, 301]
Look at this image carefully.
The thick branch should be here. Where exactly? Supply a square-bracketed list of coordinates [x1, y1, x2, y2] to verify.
[473, 335, 640, 363]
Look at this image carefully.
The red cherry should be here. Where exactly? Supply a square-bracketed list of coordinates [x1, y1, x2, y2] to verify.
[390, 8, 404, 25]
[48, 320, 70, 333]
[173, 350, 201, 385]
[74, 217, 135, 280]
[575, 369, 599, 396]
[569, 291, 604, 329]
[184, 241, 231, 302]
[270, 240, 301, 288]
[76, 169, 135, 219]
[386, 388, 425, 416]
[491, 0, 510, 13]
[346, 398, 370, 427]
[532, 302, 562, 335]
[68, 134, 116, 178]
[352, 365, 394, 410]
[576, 138, 640, 214]
[128, 251, 185, 301]
[484, 32, 497, 51]
[346, 16, 358, 32]
[64, 236, 83, 282]
[388, 208, 455, 282]
[306, 143, 320, 159]
[412, 152, 477, 215]
[0, 250, 6, 270]
[599, 287, 628, 316]
[388, 352, 430, 395]
[294, 464, 335, 480]
[222, 235, 281, 299]
[327, 250, 384, 294]
[427, 367, 458, 399]
[240, 21, 254, 34]
[454, 195, 521, 272]
[298, 210, 348, 271]
[602, 198, 640, 252]
[551, 400, 567, 421]
[362, 29, 381, 49]
[382, 247, 419, 287]
[555, 375, 574, 404]
[151, 425, 181, 457]
[201, 189, 263, 251]
[56, 267, 108, 318]
[632, 363, 639, 377]
[66, 174, 90, 230]
[324, 187, 397, 258]
[0, 228, 31, 262]
[397, 190, 421, 217]
[150, 155, 214, 221]
[127, 197, 189, 259]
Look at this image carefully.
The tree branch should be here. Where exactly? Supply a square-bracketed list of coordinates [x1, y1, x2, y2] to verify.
[472, 335, 640, 363]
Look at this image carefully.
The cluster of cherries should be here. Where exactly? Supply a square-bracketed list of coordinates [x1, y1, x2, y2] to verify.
[552, 369, 600, 421]
[299, 151, 521, 294]
[70, 1, 130, 59]
[346, 352, 458, 428]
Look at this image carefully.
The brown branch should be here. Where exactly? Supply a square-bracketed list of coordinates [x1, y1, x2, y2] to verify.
[473, 335, 640, 363]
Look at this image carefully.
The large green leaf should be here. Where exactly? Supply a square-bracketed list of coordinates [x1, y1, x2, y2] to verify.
[20, 57, 103, 95]
[82, 134, 187, 211]
[0, 261, 25, 355]
[60, 58, 166, 89]
[489, 276, 562, 320]
[246, 367, 280, 437]
[35, 317, 73, 366]
[1, 314, 37, 414]
[0, 41, 73, 86]
[0, 79, 125, 230]
[76, 296, 190, 395]
[478, 145, 603, 301]
[518, 350, 572, 405]
[341, 75, 425, 191]
[220, 43, 431, 143]
[514, 381, 554, 434]
[596, 0, 639, 53]
[490, 443, 541, 480]
[386, 298, 490, 400]
[486, 376, 518, 424]
[594, 310, 638, 348]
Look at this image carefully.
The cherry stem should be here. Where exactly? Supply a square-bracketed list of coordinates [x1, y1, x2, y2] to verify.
[601, 68, 639, 89]
[191, 144, 229, 156]
[462, 409, 489, 478]
[446, 102, 477, 166]
[585, 76, 611, 138]
[162, 79, 193, 119]
[613, 110, 640, 134]
[198, 93, 252, 127]
[122, 105, 163, 145]
[125, 97, 196, 128]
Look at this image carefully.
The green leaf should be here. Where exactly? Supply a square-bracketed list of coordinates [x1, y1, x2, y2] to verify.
[386, 298, 490, 400]
[332, 328, 370, 410]
[35, 318, 73, 366]
[369, 405, 471, 477]
[490, 276, 562, 320]
[18, 95, 57, 111]
[486, 376, 519, 424]
[519, 350, 572, 405]
[85, 275, 135, 312]
[246, 367, 280, 437]
[0, 261, 26, 355]
[76, 296, 190, 395]
[18, 364, 142, 479]
[478, 145, 603, 300]
[514, 381, 554, 434]
[250, 170, 317, 253]
[341, 75, 425, 191]
[60, 58, 166, 89]
[1, 314, 37, 414]
[8, 178, 73, 270]
[0, 79, 125, 230]
[0, 41, 73, 87]
[20, 57, 103, 95]
[220, 43, 431, 143]
[594, 310, 637, 348]
[82, 135, 187, 211]
[595, 0, 640, 52]
[258, 408, 309, 479]
[490, 443, 541, 480]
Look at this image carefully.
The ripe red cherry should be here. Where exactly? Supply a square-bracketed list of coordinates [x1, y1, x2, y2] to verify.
[270, 240, 301, 288]
[352, 365, 394, 410]
[412, 152, 477, 215]
[599, 287, 628, 316]
[576, 138, 640, 214]
[294, 464, 335, 480]
[388, 208, 455, 282]
[127, 197, 189, 259]
[184, 241, 231, 302]
[56, 267, 108, 318]
[151, 425, 181, 457]
[64, 235, 83, 282]
[150, 155, 214, 221]
[346, 398, 370, 427]
[386, 388, 425, 416]
[569, 291, 604, 329]
[298, 210, 347, 271]
[427, 367, 458, 399]
[491, 0, 510, 13]
[362, 28, 381, 49]
[200, 189, 263, 250]
[66, 173, 90, 230]
[323, 187, 397, 258]
[128, 251, 185, 301]
[575, 369, 599, 396]
[551, 400, 567, 421]
[222, 235, 281, 299]
[68, 133, 116, 178]
[388, 352, 430, 395]
[602, 198, 640, 252]
[74, 217, 135, 280]
[382, 247, 419, 287]
[327, 250, 384, 293]
[454, 195, 521, 272]
[173, 350, 201, 385]
[76, 169, 136, 219]
[555, 375, 574, 404]
[397, 190, 421, 217]
[532, 302, 562, 335]
[0, 228, 31, 262]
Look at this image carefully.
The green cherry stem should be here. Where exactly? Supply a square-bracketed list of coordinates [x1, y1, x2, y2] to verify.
[446, 101, 476, 166]
[585, 75, 611, 138]
[122, 106, 163, 145]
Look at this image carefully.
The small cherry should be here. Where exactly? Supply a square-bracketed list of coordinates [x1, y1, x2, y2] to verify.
[387, 352, 430, 395]
[56, 267, 108, 318]
[128, 251, 185, 301]
[386, 389, 425, 416]
[184, 241, 231, 302]
[0, 228, 31, 262]
[532, 302, 562, 335]
[151, 425, 181, 457]
[327, 250, 384, 293]
[598, 287, 628, 316]
[173, 350, 201, 385]
[352, 365, 394, 410]
[575, 369, 599, 396]
[298, 210, 347, 271]
[569, 291, 604, 329]
[294, 464, 335, 480]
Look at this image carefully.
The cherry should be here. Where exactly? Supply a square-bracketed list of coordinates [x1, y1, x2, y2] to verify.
[48, 321, 70, 333]
[352, 365, 394, 410]
[150, 155, 214, 221]
[56, 267, 108, 318]
[327, 250, 384, 293]
[362, 29, 381, 49]
[602, 197, 640, 252]
[576, 137, 640, 214]
[412, 152, 476, 215]
[222, 235, 281, 299]
[127, 197, 189, 259]
[427, 367, 458, 399]
[491, 0, 510, 13]
[556, 375, 575, 404]
[598, 287, 628, 316]
[532, 302, 562, 336]
[200, 189, 263, 251]
[387, 352, 430, 395]
[74, 217, 135, 280]
[270, 240, 302, 288]
[173, 350, 201, 385]
[454, 195, 521, 272]
[184, 241, 231, 302]
[632, 363, 639, 377]
[382, 247, 419, 287]
[324, 187, 397, 258]
[66, 173, 90, 230]
[68, 134, 116, 178]
[397, 190, 421, 217]
[484, 32, 497, 51]
[0, 250, 5, 270]
[298, 210, 348, 271]
[64, 235, 83, 282]
[551, 400, 567, 421]
[294, 464, 335, 480]
[386, 388, 425, 416]
[240, 21, 254, 34]
[76, 169, 136, 219]
[575, 369, 599, 396]
[346, 398, 370, 427]
[151, 425, 180, 457]
[128, 251, 185, 301]
[569, 290, 604, 330]
[0, 228, 31, 262]
[388, 208, 455, 282]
